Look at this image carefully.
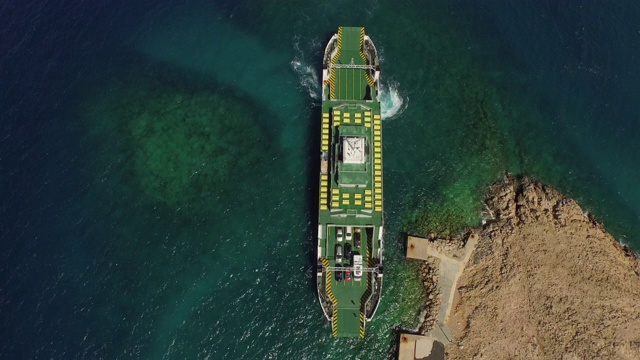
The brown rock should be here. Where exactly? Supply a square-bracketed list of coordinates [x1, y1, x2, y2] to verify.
[446, 177, 640, 360]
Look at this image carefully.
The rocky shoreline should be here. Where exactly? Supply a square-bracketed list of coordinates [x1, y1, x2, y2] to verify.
[416, 259, 439, 334]
[422, 175, 640, 359]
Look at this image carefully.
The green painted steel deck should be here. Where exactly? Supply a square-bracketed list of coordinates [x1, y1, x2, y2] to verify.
[316, 27, 384, 338]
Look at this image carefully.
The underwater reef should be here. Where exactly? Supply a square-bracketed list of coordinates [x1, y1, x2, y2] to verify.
[85, 66, 271, 210]
[129, 89, 264, 207]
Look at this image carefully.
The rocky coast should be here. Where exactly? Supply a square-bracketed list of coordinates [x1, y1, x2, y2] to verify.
[441, 176, 640, 359]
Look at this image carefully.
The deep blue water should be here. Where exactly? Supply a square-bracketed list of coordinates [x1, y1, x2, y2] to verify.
[1, 1, 639, 358]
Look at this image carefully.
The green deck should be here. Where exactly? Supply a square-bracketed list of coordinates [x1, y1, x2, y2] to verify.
[334, 272, 368, 337]
[332, 28, 368, 100]
[318, 27, 383, 338]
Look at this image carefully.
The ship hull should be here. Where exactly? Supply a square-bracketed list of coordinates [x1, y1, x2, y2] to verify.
[316, 27, 384, 338]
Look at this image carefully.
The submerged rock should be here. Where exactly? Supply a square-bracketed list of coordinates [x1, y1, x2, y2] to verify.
[129, 89, 266, 207]
[85, 68, 271, 210]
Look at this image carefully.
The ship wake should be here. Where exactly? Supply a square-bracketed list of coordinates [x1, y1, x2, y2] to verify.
[291, 35, 322, 103]
[379, 80, 408, 120]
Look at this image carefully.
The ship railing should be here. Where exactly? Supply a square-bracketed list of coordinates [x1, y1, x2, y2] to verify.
[327, 63, 376, 71]
[365, 276, 383, 320]
[324, 266, 380, 273]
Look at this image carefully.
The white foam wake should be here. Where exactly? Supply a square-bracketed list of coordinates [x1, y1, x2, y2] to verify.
[379, 80, 408, 120]
[290, 37, 407, 119]
[290, 58, 320, 101]
[291, 36, 321, 102]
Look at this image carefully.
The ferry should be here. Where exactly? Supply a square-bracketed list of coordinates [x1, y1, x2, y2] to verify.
[316, 27, 384, 338]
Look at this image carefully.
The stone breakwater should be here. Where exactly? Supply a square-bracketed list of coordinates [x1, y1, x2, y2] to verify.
[416, 259, 439, 335]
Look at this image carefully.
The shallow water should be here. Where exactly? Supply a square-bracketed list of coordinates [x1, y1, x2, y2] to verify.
[2, 1, 639, 358]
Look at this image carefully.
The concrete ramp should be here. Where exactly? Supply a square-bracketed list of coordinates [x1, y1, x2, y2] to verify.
[403, 233, 479, 351]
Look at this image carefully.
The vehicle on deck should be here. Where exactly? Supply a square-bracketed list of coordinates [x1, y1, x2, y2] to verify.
[353, 255, 363, 281]
[354, 228, 361, 249]
[335, 264, 343, 282]
[335, 244, 343, 264]
[345, 243, 352, 261]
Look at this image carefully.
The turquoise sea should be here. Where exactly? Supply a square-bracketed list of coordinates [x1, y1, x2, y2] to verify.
[2, 1, 639, 358]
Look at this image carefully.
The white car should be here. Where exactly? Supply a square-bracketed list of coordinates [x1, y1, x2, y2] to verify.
[335, 244, 343, 264]
[353, 255, 363, 281]
[346, 226, 353, 241]
[336, 227, 343, 242]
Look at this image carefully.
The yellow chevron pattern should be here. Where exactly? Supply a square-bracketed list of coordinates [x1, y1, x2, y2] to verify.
[357, 230, 375, 338]
[359, 27, 366, 62]
[365, 72, 375, 87]
[359, 288, 371, 338]
[332, 27, 343, 65]
[358, 27, 375, 87]
[328, 27, 343, 99]
[320, 257, 339, 336]
[329, 68, 336, 99]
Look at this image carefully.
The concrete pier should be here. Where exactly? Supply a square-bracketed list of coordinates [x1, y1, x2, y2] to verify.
[399, 233, 479, 359]
[398, 333, 445, 360]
